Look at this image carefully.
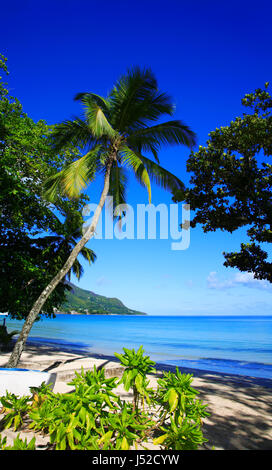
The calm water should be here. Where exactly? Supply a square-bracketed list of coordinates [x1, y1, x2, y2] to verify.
[5, 315, 272, 380]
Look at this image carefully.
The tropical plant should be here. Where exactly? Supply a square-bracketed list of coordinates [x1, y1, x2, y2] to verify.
[0, 393, 30, 431]
[35, 211, 96, 282]
[0, 433, 36, 450]
[0, 434, 7, 449]
[0, 348, 209, 450]
[155, 369, 208, 428]
[174, 83, 272, 284]
[115, 346, 156, 412]
[8, 66, 196, 367]
[0, 55, 94, 322]
[67, 364, 119, 411]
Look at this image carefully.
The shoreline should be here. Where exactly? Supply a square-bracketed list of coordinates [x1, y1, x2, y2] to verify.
[1, 342, 272, 449]
[22, 338, 272, 389]
[5, 315, 272, 384]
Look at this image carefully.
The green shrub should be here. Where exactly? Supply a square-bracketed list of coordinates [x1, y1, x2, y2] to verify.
[0, 346, 210, 450]
[0, 434, 36, 450]
[114, 346, 156, 413]
[0, 393, 30, 431]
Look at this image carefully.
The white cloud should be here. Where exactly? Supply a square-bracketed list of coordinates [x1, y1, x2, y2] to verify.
[207, 271, 272, 291]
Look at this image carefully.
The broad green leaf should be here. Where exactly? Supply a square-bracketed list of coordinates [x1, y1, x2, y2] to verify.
[27, 437, 36, 450]
[123, 370, 133, 391]
[98, 430, 113, 446]
[137, 345, 144, 356]
[78, 406, 87, 422]
[83, 98, 116, 139]
[121, 436, 130, 450]
[135, 373, 144, 395]
[153, 434, 168, 445]
[59, 436, 67, 450]
[14, 414, 20, 431]
[168, 388, 179, 413]
[101, 393, 114, 408]
[114, 352, 129, 365]
[67, 431, 75, 450]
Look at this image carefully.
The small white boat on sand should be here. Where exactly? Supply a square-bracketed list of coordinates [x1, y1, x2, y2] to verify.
[0, 368, 56, 396]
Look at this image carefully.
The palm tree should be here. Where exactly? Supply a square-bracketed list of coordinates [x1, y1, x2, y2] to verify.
[7, 66, 196, 367]
[36, 213, 96, 283]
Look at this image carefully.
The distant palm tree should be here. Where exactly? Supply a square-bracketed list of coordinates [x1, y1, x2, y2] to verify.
[37, 213, 96, 282]
[8, 66, 196, 367]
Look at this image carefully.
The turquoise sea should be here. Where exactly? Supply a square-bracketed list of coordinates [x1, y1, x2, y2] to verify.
[5, 315, 272, 380]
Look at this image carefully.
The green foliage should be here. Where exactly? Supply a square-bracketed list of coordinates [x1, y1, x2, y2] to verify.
[157, 416, 207, 450]
[174, 83, 272, 282]
[61, 283, 146, 315]
[0, 55, 95, 320]
[0, 393, 30, 431]
[115, 346, 156, 412]
[0, 433, 36, 450]
[0, 347, 209, 450]
[46, 66, 196, 210]
[0, 434, 7, 449]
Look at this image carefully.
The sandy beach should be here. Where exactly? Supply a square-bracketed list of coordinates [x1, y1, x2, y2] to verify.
[0, 343, 272, 451]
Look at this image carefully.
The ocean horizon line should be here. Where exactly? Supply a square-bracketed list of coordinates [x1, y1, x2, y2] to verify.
[53, 312, 272, 318]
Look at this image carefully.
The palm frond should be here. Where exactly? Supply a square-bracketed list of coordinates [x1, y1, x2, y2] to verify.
[74, 92, 110, 114]
[70, 258, 84, 280]
[121, 92, 177, 133]
[80, 247, 97, 264]
[127, 120, 197, 153]
[120, 145, 185, 197]
[69, 246, 96, 280]
[107, 162, 128, 218]
[120, 145, 152, 203]
[75, 93, 116, 139]
[46, 67, 195, 210]
[149, 146, 160, 163]
[50, 118, 94, 152]
[136, 153, 186, 194]
[43, 145, 102, 200]
[109, 66, 175, 132]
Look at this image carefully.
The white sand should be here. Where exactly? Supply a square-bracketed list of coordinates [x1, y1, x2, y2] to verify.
[1, 344, 272, 450]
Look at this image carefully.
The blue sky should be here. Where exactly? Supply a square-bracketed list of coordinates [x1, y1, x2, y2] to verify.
[2, 0, 272, 315]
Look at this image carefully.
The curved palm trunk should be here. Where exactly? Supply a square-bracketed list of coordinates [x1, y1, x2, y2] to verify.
[7, 161, 113, 368]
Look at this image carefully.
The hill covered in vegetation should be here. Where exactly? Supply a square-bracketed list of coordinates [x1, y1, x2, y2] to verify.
[59, 283, 147, 316]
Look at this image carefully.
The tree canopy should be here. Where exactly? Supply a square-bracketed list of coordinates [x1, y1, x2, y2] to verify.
[174, 83, 272, 282]
[0, 55, 94, 319]
[45, 66, 196, 209]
